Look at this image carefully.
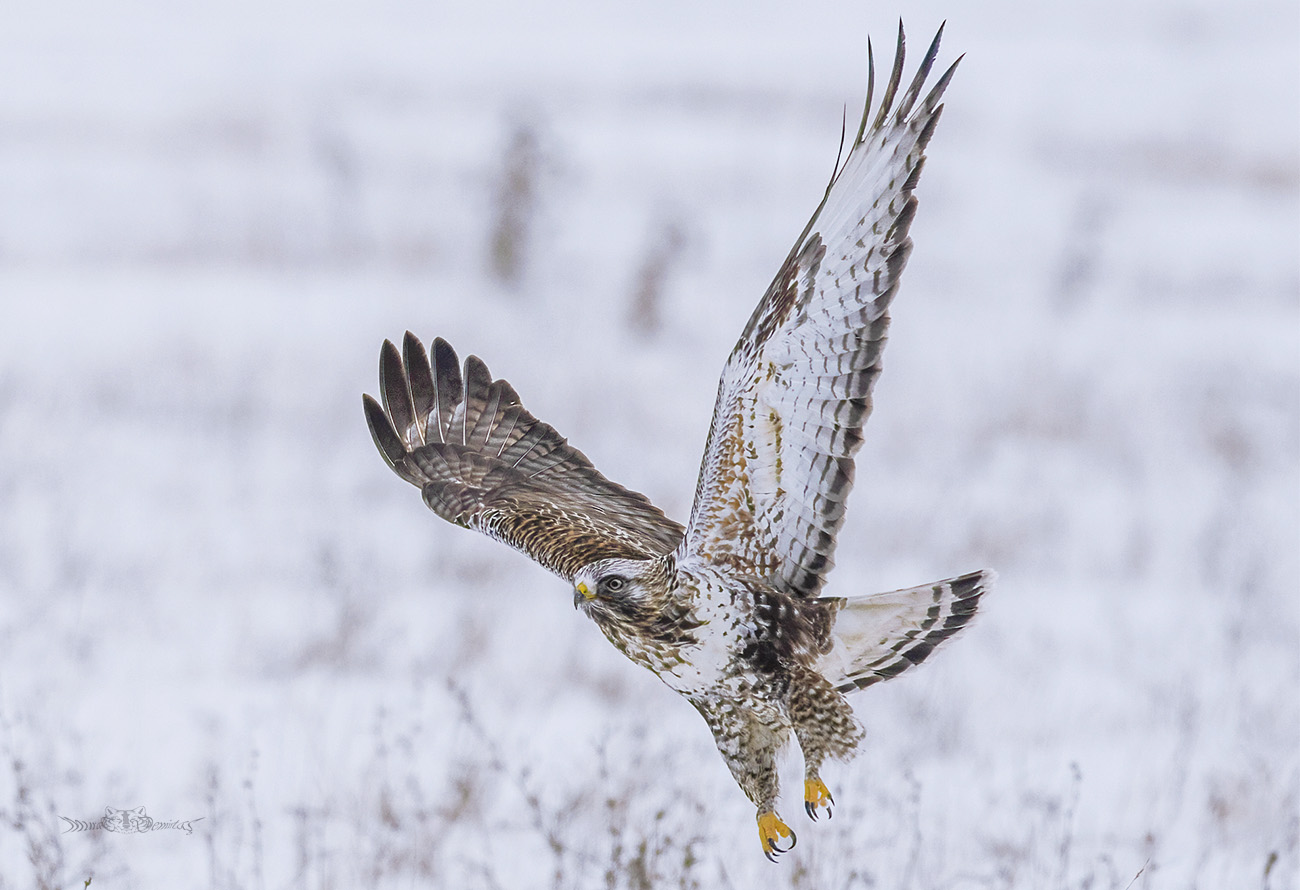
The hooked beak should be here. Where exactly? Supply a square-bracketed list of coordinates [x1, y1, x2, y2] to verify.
[574, 581, 595, 609]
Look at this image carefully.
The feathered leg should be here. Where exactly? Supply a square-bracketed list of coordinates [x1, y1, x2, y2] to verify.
[787, 668, 864, 821]
[692, 698, 796, 861]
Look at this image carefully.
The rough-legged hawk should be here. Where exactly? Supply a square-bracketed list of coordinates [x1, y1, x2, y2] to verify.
[364, 22, 992, 860]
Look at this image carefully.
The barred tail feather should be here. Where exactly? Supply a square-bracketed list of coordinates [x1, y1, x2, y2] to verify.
[819, 569, 993, 694]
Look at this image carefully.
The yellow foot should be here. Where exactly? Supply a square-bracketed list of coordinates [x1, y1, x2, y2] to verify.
[756, 811, 796, 862]
[804, 777, 834, 822]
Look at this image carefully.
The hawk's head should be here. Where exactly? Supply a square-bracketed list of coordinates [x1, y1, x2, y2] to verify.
[572, 555, 698, 660]
[577, 558, 655, 608]
[572, 557, 668, 613]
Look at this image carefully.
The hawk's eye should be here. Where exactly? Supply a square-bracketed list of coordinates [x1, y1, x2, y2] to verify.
[603, 576, 626, 593]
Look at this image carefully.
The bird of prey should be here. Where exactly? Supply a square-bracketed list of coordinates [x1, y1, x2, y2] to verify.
[364, 22, 991, 860]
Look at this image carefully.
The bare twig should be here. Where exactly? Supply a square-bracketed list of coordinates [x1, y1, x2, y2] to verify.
[1123, 858, 1151, 890]
[1055, 762, 1083, 890]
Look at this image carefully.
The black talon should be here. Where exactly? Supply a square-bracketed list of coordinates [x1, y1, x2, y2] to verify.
[763, 827, 798, 862]
[805, 785, 835, 821]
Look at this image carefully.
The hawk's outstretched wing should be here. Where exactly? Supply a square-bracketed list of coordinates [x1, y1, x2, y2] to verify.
[682, 23, 959, 599]
[365, 333, 684, 581]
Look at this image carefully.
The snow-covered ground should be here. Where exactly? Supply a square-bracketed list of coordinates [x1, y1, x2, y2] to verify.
[1, 1, 1296, 887]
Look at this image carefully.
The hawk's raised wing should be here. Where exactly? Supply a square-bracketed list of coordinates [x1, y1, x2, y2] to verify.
[682, 23, 959, 598]
[365, 333, 684, 581]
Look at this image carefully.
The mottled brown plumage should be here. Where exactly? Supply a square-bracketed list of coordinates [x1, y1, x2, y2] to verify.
[364, 334, 683, 580]
[364, 22, 993, 861]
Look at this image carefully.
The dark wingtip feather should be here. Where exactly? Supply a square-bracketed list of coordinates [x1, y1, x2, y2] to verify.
[430, 337, 462, 445]
[824, 107, 850, 196]
[363, 393, 406, 472]
[460, 356, 499, 450]
[379, 339, 415, 449]
[447, 354, 489, 447]
[896, 22, 945, 122]
[463, 354, 491, 386]
[403, 331, 436, 445]
[431, 337, 458, 369]
[920, 55, 962, 118]
[854, 36, 876, 146]
[869, 20, 907, 132]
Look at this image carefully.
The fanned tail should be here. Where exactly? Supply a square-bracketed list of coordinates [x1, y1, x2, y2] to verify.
[819, 569, 994, 693]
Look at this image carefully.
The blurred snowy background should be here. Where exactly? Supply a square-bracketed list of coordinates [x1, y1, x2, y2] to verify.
[0, 0, 1296, 887]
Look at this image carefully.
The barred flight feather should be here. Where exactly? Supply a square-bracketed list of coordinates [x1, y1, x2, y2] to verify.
[364, 333, 683, 580]
[682, 23, 959, 600]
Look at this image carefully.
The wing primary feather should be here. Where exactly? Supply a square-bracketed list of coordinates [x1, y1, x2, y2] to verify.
[921, 55, 962, 117]
[456, 356, 493, 447]
[895, 21, 944, 122]
[379, 339, 417, 449]
[466, 379, 504, 451]
[431, 338, 462, 445]
[853, 37, 875, 146]
[402, 331, 436, 446]
[827, 106, 849, 194]
[363, 393, 411, 478]
[870, 20, 906, 133]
